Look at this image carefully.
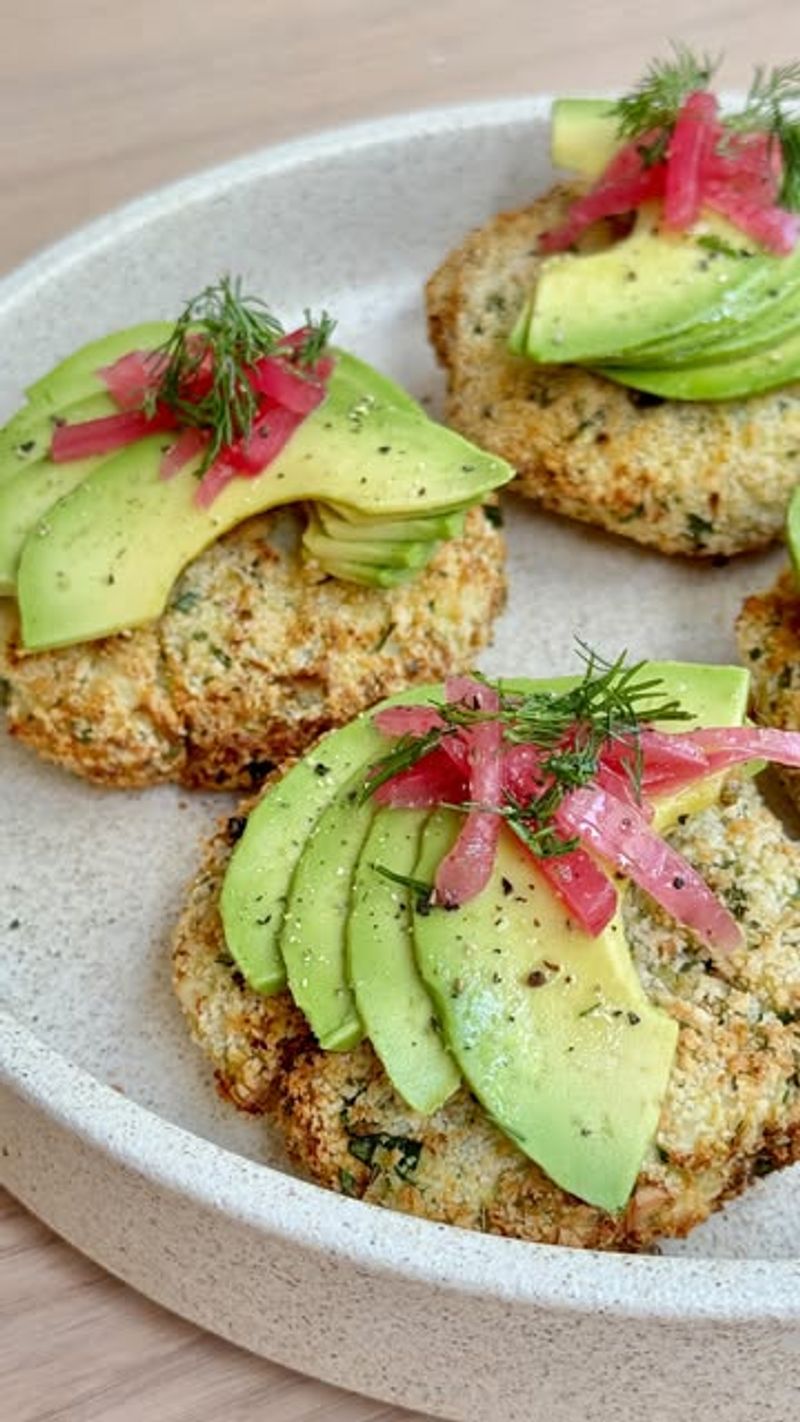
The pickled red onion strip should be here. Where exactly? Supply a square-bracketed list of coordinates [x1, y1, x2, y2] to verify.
[373, 746, 466, 809]
[250, 356, 328, 415]
[557, 785, 743, 952]
[435, 680, 503, 907]
[373, 706, 445, 738]
[159, 427, 209, 480]
[663, 91, 719, 231]
[534, 847, 618, 936]
[51, 407, 176, 461]
[98, 350, 167, 410]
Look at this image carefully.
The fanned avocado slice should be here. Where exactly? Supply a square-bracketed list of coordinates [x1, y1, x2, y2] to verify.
[0, 391, 116, 482]
[348, 807, 460, 1113]
[16, 350, 511, 651]
[221, 664, 747, 997]
[789, 485, 800, 587]
[412, 811, 679, 1212]
[221, 685, 440, 994]
[595, 319, 800, 401]
[601, 246, 800, 369]
[316, 501, 466, 544]
[24, 322, 174, 408]
[303, 511, 436, 570]
[0, 394, 120, 592]
[550, 98, 620, 177]
[513, 205, 760, 365]
[280, 768, 377, 1052]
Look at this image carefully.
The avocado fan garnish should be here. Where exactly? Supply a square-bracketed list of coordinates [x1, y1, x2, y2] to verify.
[8, 282, 513, 648]
[510, 49, 800, 400]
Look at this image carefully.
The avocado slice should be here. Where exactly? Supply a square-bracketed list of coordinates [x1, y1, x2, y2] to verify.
[348, 806, 461, 1113]
[595, 320, 800, 400]
[0, 406, 61, 478]
[280, 769, 377, 1051]
[550, 98, 621, 178]
[221, 684, 441, 993]
[0, 391, 117, 484]
[15, 350, 511, 651]
[601, 242, 800, 369]
[303, 514, 436, 577]
[0, 393, 122, 592]
[413, 811, 678, 1211]
[789, 485, 800, 587]
[23, 322, 174, 409]
[0, 453, 109, 595]
[316, 501, 466, 544]
[312, 559, 421, 588]
[512, 206, 761, 365]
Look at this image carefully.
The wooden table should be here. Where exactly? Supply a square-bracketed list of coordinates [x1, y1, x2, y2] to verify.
[1, 3, 792, 1417]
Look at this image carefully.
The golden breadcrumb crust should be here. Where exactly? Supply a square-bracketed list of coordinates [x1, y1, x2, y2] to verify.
[736, 566, 800, 811]
[0, 504, 505, 789]
[426, 185, 800, 557]
[172, 772, 800, 1253]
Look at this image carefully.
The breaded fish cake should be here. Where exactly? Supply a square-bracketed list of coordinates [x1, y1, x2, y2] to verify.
[172, 772, 800, 1253]
[426, 186, 800, 557]
[0, 504, 505, 790]
[736, 567, 800, 811]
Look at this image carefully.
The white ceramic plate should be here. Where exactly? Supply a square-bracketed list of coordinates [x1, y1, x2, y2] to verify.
[1, 101, 797, 1422]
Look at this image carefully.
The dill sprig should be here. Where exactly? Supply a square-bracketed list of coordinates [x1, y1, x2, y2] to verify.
[612, 42, 721, 141]
[360, 728, 447, 800]
[373, 863, 434, 912]
[728, 63, 800, 210]
[362, 646, 692, 860]
[611, 47, 800, 213]
[146, 276, 335, 470]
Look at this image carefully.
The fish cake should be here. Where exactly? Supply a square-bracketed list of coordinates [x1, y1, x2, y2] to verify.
[172, 771, 800, 1253]
[0, 503, 505, 789]
[426, 186, 800, 557]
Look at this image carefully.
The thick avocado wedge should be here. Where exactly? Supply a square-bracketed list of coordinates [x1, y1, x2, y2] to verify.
[24, 322, 174, 408]
[789, 485, 800, 587]
[16, 351, 511, 650]
[595, 321, 800, 401]
[279, 768, 377, 1052]
[550, 98, 621, 179]
[348, 807, 461, 1114]
[221, 685, 440, 993]
[512, 206, 759, 364]
[413, 811, 678, 1211]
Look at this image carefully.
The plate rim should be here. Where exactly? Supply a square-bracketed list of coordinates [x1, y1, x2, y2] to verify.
[2, 95, 799, 1329]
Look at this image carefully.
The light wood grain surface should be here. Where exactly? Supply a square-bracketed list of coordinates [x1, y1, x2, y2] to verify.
[2, 3, 795, 1418]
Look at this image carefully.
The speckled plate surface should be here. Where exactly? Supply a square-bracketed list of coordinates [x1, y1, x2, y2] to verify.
[1, 101, 798, 1422]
